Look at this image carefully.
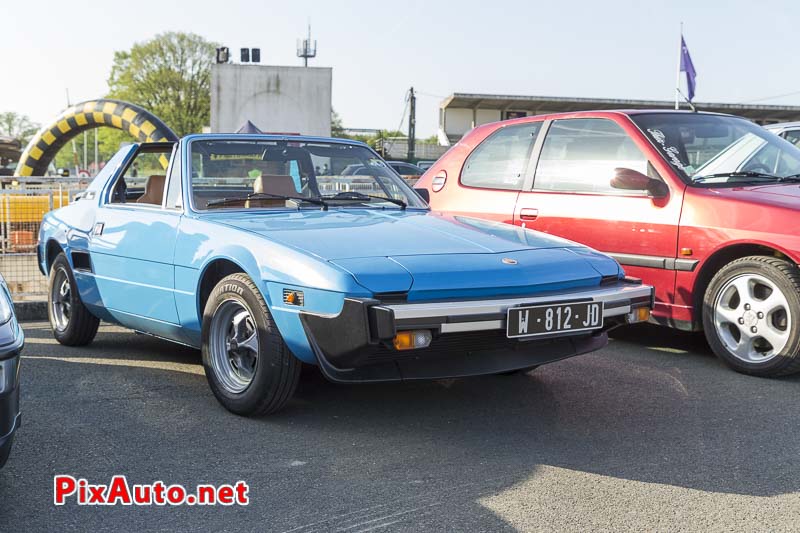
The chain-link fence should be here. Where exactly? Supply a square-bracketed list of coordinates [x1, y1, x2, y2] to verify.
[0, 177, 87, 301]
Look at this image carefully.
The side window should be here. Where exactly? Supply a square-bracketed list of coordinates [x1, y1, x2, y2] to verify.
[534, 118, 649, 194]
[165, 147, 182, 209]
[110, 146, 173, 205]
[460, 123, 541, 190]
[785, 130, 800, 148]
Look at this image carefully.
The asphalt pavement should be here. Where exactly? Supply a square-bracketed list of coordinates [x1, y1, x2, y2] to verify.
[1, 321, 799, 532]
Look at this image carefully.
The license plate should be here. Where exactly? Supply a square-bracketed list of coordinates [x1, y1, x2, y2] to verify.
[507, 301, 604, 338]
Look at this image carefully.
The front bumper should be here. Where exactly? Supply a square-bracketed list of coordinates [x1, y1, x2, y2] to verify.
[0, 319, 23, 469]
[300, 278, 654, 383]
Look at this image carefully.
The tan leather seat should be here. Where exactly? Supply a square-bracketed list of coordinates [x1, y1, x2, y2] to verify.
[246, 175, 298, 208]
[136, 175, 166, 205]
[253, 175, 298, 196]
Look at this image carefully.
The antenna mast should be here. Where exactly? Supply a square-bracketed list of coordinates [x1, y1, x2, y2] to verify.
[296, 22, 317, 67]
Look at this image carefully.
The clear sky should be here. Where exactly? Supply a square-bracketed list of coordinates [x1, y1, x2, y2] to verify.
[2, 0, 800, 137]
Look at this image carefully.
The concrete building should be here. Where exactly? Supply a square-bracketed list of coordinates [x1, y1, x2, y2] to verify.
[211, 64, 332, 136]
[439, 93, 800, 144]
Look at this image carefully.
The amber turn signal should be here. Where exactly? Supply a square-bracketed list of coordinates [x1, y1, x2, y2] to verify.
[282, 289, 304, 306]
[393, 330, 433, 351]
[626, 307, 651, 324]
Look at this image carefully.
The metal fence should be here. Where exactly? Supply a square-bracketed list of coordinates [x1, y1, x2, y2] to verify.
[0, 177, 87, 301]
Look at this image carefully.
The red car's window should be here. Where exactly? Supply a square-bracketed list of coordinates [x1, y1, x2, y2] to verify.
[460, 123, 541, 190]
[533, 118, 649, 194]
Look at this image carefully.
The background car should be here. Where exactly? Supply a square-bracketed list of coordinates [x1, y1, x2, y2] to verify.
[416, 160, 437, 171]
[38, 134, 652, 416]
[417, 110, 800, 377]
[386, 161, 425, 178]
[342, 161, 424, 181]
[0, 273, 24, 468]
[764, 122, 800, 148]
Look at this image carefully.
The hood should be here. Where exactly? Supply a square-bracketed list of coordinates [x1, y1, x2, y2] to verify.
[706, 183, 800, 210]
[209, 209, 583, 259]
[208, 209, 622, 299]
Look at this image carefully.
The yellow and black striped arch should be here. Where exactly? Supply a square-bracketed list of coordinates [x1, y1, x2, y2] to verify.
[18, 99, 178, 176]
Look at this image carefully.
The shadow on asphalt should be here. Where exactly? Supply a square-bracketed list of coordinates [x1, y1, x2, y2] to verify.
[2, 322, 799, 530]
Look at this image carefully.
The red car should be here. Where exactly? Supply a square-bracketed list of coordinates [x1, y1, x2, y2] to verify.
[416, 110, 800, 377]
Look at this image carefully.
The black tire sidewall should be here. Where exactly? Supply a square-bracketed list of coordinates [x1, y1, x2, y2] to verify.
[703, 257, 800, 376]
[201, 275, 295, 415]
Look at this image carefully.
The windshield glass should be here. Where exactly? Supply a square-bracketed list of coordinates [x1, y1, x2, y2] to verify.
[631, 113, 800, 185]
[189, 138, 425, 210]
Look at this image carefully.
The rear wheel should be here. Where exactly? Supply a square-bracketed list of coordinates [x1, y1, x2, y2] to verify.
[201, 273, 300, 416]
[48, 253, 99, 346]
[703, 256, 800, 377]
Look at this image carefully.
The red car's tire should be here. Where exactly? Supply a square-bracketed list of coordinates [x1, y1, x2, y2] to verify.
[702, 256, 800, 377]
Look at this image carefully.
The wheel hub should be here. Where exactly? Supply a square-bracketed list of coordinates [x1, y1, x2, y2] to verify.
[742, 310, 758, 328]
[714, 273, 791, 364]
[209, 299, 259, 393]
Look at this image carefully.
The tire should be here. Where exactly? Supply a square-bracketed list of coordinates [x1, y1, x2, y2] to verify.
[201, 273, 301, 416]
[48, 253, 99, 346]
[0, 439, 11, 469]
[702, 256, 800, 377]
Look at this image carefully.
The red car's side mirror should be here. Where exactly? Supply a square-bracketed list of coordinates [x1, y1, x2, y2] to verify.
[610, 168, 668, 199]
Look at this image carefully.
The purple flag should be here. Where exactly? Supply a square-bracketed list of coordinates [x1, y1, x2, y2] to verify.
[680, 35, 697, 101]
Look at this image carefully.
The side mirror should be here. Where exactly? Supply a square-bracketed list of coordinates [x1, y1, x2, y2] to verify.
[610, 168, 668, 199]
[414, 187, 430, 203]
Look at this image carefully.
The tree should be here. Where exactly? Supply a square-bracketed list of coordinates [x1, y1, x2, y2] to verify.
[0, 112, 39, 146]
[331, 109, 345, 137]
[107, 32, 218, 136]
[53, 128, 131, 172]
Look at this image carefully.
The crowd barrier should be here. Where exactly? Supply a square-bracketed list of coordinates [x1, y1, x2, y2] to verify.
[0, 177, 86, 300]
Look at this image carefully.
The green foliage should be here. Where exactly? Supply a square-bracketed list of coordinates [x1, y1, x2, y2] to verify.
[53, 128, 135, 172]
[107, 32, 218, 136]
[331, 109, 345, 137]
[52, 32, 216, 173]
[0, 112, 39, 146]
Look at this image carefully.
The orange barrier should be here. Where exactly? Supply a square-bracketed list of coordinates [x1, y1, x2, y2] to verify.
[0, 193, 71, 223]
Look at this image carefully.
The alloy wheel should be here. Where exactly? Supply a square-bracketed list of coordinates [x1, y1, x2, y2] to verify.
[713, 273, 791, 363]
[209, 299, 260, 393]
[50, 268, 72, 332]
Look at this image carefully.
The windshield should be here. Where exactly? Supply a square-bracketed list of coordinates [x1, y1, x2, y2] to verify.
[631, 113, 800, 185]
[189, 138, 426, 210]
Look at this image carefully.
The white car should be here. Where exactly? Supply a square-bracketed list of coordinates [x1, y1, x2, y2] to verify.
[764, 122, 800, 148]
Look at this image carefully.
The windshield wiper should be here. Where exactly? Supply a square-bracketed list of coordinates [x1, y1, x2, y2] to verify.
[693, 171, 781, 183]
[324, 191, 407, 209]
[693, 171, 800, 184]
[207, 192, 328, 210]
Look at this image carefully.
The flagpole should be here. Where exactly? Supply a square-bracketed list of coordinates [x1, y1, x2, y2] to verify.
[675, 22, 683, 110]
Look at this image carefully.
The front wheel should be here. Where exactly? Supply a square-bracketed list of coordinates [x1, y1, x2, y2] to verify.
[201, 273, 301, 416]
[703, 256, 800, 377]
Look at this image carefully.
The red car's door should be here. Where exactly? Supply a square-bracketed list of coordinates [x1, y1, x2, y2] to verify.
[424, 121, 543, 224]
[513, 116, 685, 321]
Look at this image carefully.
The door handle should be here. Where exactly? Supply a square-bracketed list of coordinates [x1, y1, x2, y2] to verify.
[519, 208, 539, 221]
[93, 222, 105, 236]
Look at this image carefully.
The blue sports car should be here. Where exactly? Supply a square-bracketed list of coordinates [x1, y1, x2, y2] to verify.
[38, 135, 653, 416]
